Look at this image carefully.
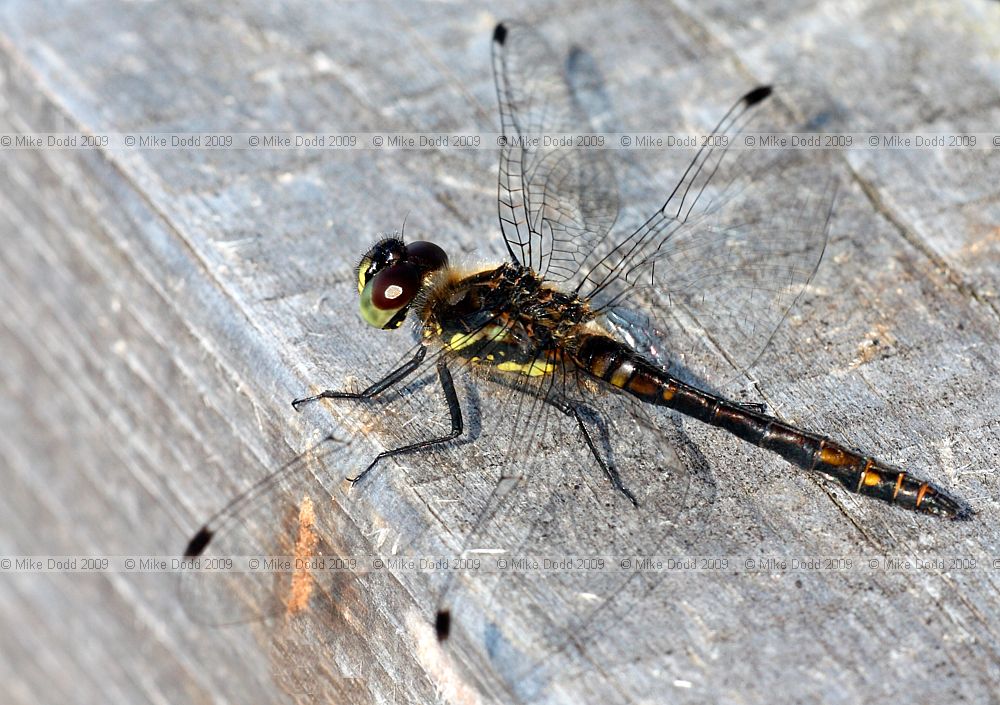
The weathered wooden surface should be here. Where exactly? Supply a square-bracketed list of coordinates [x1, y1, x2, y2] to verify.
[2, 1, 1000, 703]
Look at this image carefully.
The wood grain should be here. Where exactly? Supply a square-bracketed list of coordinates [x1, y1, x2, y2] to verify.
[2, 1, 999, 703]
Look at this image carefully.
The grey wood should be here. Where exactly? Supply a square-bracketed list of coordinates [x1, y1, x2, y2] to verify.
[2, 1, 999, 704]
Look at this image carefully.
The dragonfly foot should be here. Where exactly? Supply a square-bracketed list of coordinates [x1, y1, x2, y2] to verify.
[292, 390, 353, 411]
[291, 395, 319, 411]
[735, 401, 768, 414]
[619, 484, 639, 508]
[347, 463, 376, 485]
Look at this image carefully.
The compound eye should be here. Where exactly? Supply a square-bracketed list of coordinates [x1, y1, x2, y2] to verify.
[357, 238, 406, 293]
[405, 241, 448, 272]
[370, 263, 421, 310]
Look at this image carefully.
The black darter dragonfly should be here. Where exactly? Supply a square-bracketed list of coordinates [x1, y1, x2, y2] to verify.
[181, 19, 972, 698]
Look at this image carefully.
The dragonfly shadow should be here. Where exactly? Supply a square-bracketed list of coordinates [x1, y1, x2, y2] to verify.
[575, 401, 719, 508]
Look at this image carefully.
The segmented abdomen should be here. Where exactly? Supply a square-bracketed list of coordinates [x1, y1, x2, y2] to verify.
[573, 334, 969, 519]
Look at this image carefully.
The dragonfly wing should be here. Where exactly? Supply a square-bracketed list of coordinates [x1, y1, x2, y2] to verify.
[178, 339, 486, 695]
[419, 356, 717, 701]
[178, 339, 456, 625]
[493, 21, 619, 280]
[584, 86, 841, 389]
[179, 436, 358, 627]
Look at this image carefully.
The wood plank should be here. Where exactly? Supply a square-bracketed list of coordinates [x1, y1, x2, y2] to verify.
[1, 1, 999, 703]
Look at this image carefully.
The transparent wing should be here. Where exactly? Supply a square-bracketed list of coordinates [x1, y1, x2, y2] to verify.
[179, 436, 359, 627]
[495, 21, 838, 391]
[179, 298, 718, 702]
[177, 338, 473, 701]
[413, 346, 717, 700]
[582, 87, 840, 391]
[177, 337, 456, 627]
[493, 21, 619, 280]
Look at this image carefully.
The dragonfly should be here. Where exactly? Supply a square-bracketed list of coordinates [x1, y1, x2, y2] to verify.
[181, 19, 972, 700]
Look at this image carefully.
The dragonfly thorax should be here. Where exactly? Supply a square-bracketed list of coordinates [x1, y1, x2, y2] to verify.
[420, 263, 594, 377]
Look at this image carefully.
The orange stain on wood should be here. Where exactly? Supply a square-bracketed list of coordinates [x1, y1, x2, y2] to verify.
[286, 495, 318, 616]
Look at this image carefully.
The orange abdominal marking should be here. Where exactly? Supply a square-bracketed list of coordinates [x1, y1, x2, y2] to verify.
[820, 444, 852, 467]
[893, 473, 905, 499]
[628, 373, 659, 397]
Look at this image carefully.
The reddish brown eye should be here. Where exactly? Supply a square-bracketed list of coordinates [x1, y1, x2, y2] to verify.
[405, 241, 448, 272]
[371, 263, 421, 310]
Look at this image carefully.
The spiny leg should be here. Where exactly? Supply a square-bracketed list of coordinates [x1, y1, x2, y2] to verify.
[734, 401, 768, 414]
[291, 345, 427, 410]
[555, 400, 638, 507]
[348, 358, 464, 484]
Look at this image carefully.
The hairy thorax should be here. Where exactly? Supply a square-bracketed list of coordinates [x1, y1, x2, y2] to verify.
[416, 263, 595, 377]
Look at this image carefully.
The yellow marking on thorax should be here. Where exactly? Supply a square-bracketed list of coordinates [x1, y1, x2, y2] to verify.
[438, 323, 555, 376]
[589, 356, 612, 378]
[444, 325, 509, 352]
[496, 358, 556, 377]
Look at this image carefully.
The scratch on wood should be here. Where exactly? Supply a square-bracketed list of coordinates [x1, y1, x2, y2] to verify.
[851, 166, 1000, 321]
[848, 322, 896, 369]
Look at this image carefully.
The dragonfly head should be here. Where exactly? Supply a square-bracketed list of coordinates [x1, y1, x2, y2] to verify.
[357, 237, 448, 329]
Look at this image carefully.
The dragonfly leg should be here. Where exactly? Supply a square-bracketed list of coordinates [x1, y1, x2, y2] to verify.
[348, 358, 463, 484]
[291, 345, 427, 410]
[557, 401, 639, 507]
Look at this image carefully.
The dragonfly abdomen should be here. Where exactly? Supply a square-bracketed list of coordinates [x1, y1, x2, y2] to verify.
[574, 334, 970, 519]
